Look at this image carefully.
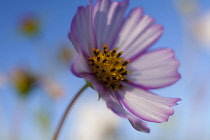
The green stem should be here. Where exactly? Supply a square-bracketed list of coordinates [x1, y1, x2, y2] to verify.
[52, 83, 89, 140]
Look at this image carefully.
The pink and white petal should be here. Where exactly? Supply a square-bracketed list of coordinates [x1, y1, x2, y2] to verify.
[118, 87, 181, 123]
[100, 89, 150, 133]
[114, 7, 163, 60]
[104, 0, 129, 49]
[93, 0, 111, 49]
[93, 0, 128, 50]
[71, 54, 91, 78]
[114, 7, 143, 50]
[127, 48, 181, 89]
[121, 83, 181, 106]
[123, 24, 163, 61]
[69, 5, 96, 58]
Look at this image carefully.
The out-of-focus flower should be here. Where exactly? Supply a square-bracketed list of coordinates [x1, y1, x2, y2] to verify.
[41, 78, 64, 99]
[175, 0, 199, 16]
[74, 100, 119, 140]
[11, 68, 37, 97]
[190, 11, 210, 47]
[58, 44, 74, 65]
[10, 66, 65, 99]
[69, 0, 181, 132]
[19, 14, 40, 37]
[36, 109, 51, 131]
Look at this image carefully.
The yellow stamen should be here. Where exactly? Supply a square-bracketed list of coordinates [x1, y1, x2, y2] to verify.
[89, 45, 130, 91]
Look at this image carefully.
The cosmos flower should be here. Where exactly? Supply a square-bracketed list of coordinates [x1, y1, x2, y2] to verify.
[69, 0, 181, 133]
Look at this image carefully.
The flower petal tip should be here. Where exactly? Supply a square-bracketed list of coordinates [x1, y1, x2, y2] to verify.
[129, 119, 150, 133]
[175, 98, 182, 105]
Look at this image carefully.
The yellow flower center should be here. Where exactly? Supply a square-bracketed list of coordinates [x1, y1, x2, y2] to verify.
[89, 45, 130, 91]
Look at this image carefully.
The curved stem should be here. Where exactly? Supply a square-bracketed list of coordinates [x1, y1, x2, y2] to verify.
[52, 83, 89, 140]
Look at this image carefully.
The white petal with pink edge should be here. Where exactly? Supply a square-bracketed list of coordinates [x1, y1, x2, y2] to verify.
[80, 77, 150, 133]
[69, 5, 95, 57]
[93, 0, 128, 50]
[118, 87, 180, 123]
[100, 89, 150, 133]
[127, 48, 180, 89]
[114, 7, 163, 60]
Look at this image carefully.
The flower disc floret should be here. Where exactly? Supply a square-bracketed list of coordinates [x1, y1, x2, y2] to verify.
[89, 45, 130, 91]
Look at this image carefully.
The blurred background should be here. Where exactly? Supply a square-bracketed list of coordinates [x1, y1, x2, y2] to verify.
[0, 0, 210, 140]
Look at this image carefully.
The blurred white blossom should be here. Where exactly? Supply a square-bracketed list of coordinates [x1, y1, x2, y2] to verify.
[191, 11, 210, 47]
[74, 100, 119, 140]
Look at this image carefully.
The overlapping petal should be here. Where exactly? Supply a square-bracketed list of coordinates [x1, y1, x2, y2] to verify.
[118, 87, 180, 123]
[101, 89, 150, 133]
[127, 48, 180, 89]
[71, 54, 91, 77]
[81, 76, 150, 133]
[114, 7, 163, 61]
[93, 0, 129, 50]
